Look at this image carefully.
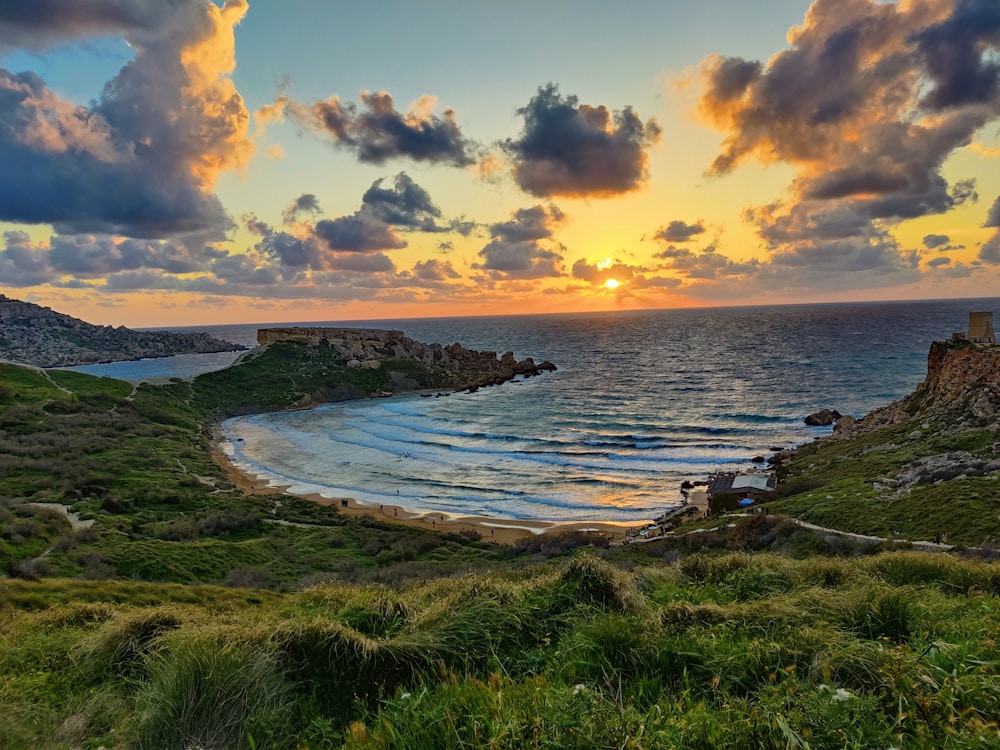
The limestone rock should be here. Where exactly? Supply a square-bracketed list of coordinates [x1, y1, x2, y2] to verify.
[804, 409, 842, 426]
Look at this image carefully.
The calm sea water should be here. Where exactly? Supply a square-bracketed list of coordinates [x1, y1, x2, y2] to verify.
[72, 298, 1000, 524]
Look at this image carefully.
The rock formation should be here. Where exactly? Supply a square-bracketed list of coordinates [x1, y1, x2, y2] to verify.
[0, 295, 244, 367]
[804, 409, 841, 426]
[833, 338, 1000, 439]
[255, 327, 556, 394]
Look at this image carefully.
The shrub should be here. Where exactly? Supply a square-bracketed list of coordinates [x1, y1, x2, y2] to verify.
[223, 566, 277, 590]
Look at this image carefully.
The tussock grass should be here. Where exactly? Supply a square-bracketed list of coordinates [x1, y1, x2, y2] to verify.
[75, 606, 185, 678]
[133, 630, 293, 750]
[4, 552, 1000, 748]
[556, 553, 645, 614]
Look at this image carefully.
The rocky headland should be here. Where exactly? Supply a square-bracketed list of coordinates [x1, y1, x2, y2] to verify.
[0, 295, 244, 367]
[255, 326, 556, 395]
[771, 337, 1000, 498]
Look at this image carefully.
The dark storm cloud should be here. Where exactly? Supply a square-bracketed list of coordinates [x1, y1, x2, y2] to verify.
[475, 204, 566, 279]
[913, 0, 1000, 110]
[0, 1, 252, 239]
[503, 84, 661, 197]
[281, 193, 322, 224]
[654, 220, 706, 243]
[923, 233, 951, 249]
[293, 90, 474, 166]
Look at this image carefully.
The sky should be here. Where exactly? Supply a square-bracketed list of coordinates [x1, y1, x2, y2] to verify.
[1, 0, 999, 328]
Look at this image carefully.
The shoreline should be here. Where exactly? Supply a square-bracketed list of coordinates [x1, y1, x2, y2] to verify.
[211, 435, 638, 545]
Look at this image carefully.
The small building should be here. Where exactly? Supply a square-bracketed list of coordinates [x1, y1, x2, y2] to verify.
[968, 312, 996, 344]
[706, 472, 775, 500]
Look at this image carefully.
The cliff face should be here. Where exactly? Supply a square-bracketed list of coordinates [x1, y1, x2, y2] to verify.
[917, 340, 1000, 420]
[0, 295, 244, 367]
[834, 339, 1000, 438]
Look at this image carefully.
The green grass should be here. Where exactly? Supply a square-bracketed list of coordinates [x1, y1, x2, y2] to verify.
[2, 552, 999, 748]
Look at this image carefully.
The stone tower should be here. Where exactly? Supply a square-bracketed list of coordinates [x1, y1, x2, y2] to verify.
[968, 312, 996, 344]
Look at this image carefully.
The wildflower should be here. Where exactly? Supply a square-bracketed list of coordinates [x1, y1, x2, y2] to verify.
[400, 692, 411, 700]
[832, 688, 853, 702]
[573, 684, 587, 695]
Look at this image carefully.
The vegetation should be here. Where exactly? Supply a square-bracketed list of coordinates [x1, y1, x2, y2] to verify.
[769, 417, 1000, 547]
[2, 551, 999, 748]
[2, 341, 1000, 747]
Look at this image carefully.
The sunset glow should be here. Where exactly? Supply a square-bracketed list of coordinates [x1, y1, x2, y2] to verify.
[0, 0, 998, 327]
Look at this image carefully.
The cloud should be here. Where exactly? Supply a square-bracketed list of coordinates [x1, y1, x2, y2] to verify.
[913, 0, 1000, 110]
[981, 194, 1000, 264]
[979, 234, 1000, 264]
[503, 83, 661, 197]
[0, 0, 182, 53]
[281, 193, 322, 224]
[571, 258, 642, 285]
[0, 0, 252, 238]
[287, 90, 474, 166]
[922, 233, 951, 249]
[475, 204, 567, 278]
[926, 256, 952, 268]
[413, 258, 461, 281]
[695, 0, 1000, 291]
[653, 219, 706, 243]
[311, 173, 449, 253]
[0, 229, 221, 286]
[986, 194, 1000, 228]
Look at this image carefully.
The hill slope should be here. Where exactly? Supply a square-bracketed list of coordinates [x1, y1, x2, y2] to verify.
[769, 339, 1000, 546]
[0, 295, 243, 367]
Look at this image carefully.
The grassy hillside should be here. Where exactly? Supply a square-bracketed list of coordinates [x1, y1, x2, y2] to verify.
[2, 342, 1000, 748]
[2, 552, 999, 748]
[0, 353, 507, 584]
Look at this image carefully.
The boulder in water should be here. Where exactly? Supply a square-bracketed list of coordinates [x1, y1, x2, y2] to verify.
[804, 409, 841, 426]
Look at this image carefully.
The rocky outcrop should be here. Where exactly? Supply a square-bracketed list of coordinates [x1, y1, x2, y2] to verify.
[0, 295, 244, 367]
[804, 409, 841, 426]
[256, 327, 556, 393]
[833, 339, 1000, 439]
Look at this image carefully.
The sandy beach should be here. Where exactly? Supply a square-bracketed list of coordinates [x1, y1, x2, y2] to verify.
[211, 437, 636, 545]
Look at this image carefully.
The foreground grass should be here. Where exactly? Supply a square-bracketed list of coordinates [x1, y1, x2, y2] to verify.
[2, 551, 998, 748]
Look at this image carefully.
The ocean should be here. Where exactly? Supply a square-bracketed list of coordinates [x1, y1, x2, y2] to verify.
[70, 298, 1000, 524]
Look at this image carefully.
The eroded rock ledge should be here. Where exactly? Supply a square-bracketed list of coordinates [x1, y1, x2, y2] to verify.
[256, 327, 556, 395]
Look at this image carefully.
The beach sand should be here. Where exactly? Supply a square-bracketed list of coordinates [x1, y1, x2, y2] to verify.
[211, 439, 636, 545]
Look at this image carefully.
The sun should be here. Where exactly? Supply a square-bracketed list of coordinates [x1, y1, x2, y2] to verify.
[604, 278, 621, 289]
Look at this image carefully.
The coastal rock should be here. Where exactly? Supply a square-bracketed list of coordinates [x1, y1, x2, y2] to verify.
[833, 415, 857, 433]
[255, 326, 556, 397]
[831, 338, 1000, 440]
[0, 294, 244, 367]
[804, 409, 842, 426]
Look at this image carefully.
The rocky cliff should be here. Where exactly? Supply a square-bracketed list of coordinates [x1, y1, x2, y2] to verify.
[255, 327, 556, 392]
[0, 295, 244, 367]
[832, 339, 1000, 438]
